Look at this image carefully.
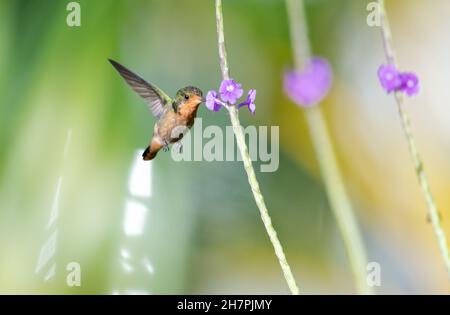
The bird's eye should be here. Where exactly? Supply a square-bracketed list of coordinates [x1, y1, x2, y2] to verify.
[184, 95, 190, 100]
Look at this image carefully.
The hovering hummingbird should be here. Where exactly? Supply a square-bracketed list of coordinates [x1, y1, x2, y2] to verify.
[109, 59, 204, 160]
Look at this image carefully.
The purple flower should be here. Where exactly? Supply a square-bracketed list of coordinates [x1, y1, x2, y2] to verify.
[237, 89, 256, 114]
[377, 64, 402, 93]
[399, 72, 419, 96]
[205, 90, 223, 112]
[377, 64, 420, 97]
[207, 79, 256, 115]
[219, 79, 244, 104]
[284, 57, 333, 108]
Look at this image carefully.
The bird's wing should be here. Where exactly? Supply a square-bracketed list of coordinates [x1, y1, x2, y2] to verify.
[109, 59, 172, 119]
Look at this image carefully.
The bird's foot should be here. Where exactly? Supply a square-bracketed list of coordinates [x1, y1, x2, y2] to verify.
[162, 141, 169, 152]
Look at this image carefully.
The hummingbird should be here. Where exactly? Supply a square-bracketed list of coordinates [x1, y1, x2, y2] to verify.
[109, 59, 204, 160]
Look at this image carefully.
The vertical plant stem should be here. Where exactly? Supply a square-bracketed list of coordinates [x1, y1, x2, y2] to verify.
[286, 0, 373, 294]
[378, 0, 450, 278]
[215, 0, 300, 295]
[305, 107, 372, 294]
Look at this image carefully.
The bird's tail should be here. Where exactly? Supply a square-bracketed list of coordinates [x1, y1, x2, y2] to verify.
[142, 139, 163, 161]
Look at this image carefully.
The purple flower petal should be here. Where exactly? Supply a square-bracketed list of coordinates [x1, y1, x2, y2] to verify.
[205, 90, 222, 112]
[377, 64, 402, 93]
[283, 57, 333, 108]
[399, 72, 419, 96]
[219, 79, 244, 104]
[248, 102, 256, 114]
[248, 89, 256, 103]
[237, 89, 257, 114]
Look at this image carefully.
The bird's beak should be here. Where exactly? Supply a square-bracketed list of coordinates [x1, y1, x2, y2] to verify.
[196, 95, 205, 104]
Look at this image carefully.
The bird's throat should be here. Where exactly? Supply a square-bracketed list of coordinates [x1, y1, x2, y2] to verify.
[178, 101, 201, 122]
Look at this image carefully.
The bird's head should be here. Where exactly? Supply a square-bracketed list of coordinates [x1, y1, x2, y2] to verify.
[173, 86, 204, 111]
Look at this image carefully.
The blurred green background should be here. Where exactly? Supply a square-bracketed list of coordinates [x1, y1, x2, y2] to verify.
[1, 0, 450, 294]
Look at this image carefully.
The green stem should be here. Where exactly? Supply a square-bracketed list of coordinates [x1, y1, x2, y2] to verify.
[305, 107, 373, 294]
[378, 0, 450, 279]
[215, 0, 300, 295]
[286, 0, 373, 294]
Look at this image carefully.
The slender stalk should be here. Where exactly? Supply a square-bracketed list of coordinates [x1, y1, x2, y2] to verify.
[378, 0, 450, 278]
[214, 0, 300, 295]
[286, 0, 373, 294]
[305, 107, 372, 294]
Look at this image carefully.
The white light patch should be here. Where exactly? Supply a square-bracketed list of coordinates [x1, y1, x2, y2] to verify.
[120, 248, 131, 260]
[112, 289, 151, 295]
[35, 230, 58, 274]
[123, 200, 148, 236]
[128, 150, 152, 198]
[47, 176, 63, 229]
[142, 257, 155, 275]
[44, 263, 56, 281]
[121, 260, 134, 273]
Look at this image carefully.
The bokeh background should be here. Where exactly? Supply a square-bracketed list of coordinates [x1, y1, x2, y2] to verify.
[1, 0, 450, 294]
